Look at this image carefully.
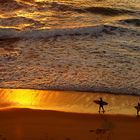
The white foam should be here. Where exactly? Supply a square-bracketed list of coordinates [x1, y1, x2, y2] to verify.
[0, 25, 104, 38]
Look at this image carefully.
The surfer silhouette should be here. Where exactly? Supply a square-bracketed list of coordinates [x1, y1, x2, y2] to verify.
[94, 97, 108, 113]
[135, 102, 140, 116]
[98, 97, 105, 113]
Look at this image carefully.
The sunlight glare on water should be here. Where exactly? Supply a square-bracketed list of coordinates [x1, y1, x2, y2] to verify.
[0, 89, 140, 115]
[1, 0, 140, 30]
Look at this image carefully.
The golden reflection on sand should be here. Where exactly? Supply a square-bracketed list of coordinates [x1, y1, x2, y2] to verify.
[0, 88, 140, 115]
[0, 89, 37, 107]
[9, 89, 35, 106]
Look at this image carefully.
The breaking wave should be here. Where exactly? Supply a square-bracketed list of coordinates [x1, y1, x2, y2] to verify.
[44, 2, 137, 16]
[0, 0, 139, 97]
[83, 6, 137, 15]
[0, 24, 138, 39]
[0, 0, 139, 15]
[118, 18, 140, 27]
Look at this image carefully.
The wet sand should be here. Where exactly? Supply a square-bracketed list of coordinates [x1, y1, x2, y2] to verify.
[1, 88, 140, 115]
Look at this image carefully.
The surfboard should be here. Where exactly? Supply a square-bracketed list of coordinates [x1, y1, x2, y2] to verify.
[94, 100, 108, 105]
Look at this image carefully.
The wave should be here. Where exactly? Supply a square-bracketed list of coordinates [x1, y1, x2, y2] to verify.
[0, 25, 103, 38]
[0, 17, 43, 28]
[118, 18, 140, 27]
[0, 0, 37, 12]
[0, 0, 138, 16]
[0, 0, 26, 11]
[36, 1, 138, 16]
[83, 6, 137, 16]
[0, 24, 138, 39]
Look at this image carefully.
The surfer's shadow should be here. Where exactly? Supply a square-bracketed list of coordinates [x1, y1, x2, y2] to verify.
[89, 119, 115, 140]
[90, 128, 114, 140]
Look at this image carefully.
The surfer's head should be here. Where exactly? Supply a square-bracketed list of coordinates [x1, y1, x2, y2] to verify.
[100, 97, 102, 100]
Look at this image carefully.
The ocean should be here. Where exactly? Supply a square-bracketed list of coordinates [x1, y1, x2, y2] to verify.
[0, 0, 140, 95]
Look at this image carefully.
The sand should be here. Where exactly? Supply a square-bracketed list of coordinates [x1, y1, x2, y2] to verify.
[0, 108, 139, 140]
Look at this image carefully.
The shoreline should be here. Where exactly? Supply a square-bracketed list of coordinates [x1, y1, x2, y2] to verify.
[0, 87, 140, 97]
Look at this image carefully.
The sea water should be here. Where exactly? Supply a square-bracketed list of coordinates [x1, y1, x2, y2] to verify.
[0, 0, 140, 95]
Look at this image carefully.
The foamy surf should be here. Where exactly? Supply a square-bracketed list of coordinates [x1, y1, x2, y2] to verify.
[0, 0, 140, 95]
[0, 25, 104, 38]
[0, 24, 139, 38]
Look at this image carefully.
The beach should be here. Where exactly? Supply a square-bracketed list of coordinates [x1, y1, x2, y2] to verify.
[0, 108, 140, 140]
[0, 0, 140, 139]
[0, 89, 140, 140]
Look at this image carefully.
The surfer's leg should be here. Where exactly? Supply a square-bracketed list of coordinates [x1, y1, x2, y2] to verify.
[137, 110, 139, 116]
[102, 106, 105, 113]
[99, 106, 101, 113]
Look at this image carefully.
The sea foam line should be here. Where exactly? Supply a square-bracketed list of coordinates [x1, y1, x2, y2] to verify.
[0, 24, 139, 39]
[0, 25, 106, 39]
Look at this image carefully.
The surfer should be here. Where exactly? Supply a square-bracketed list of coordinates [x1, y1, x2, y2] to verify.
[136, 102, 140, 116]
[98, 97, 105, 113]
[94, 98, 108, 113]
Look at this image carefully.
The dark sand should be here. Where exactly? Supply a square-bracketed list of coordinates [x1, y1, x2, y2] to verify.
[0, 108, 140, 140]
